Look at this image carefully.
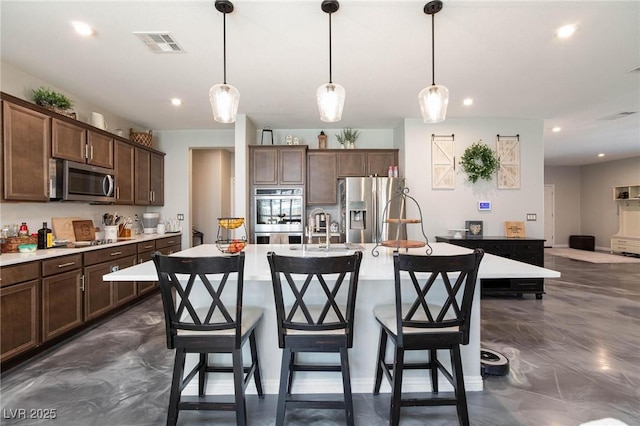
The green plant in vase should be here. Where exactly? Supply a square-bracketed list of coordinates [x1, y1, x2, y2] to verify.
[336, 128, 360, 149]
[31, 87, 74, 111]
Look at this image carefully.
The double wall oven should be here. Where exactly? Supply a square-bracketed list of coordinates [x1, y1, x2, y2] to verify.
[253, 188, 304, 244]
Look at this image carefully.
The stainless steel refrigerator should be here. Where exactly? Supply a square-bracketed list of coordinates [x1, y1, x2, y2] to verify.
[342, 177, 406, 244]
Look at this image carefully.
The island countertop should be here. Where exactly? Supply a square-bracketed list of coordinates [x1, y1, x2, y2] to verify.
[103, 242, 560, 396]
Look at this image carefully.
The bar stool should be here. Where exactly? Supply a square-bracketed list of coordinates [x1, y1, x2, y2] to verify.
[152, 252, 264, 426]
[373, 249, 484, 426]
[267, 251, 363, 426]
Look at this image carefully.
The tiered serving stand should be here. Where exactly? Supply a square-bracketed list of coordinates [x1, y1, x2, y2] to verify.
[215, 217, 247, 254]
[372, 185, 432, 257]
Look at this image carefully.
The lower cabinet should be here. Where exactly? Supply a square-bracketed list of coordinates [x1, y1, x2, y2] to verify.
[156, 236, 182, 255]
[41, 255, 83, 342]
[83, 244, 137, 321]
[435, 236, 546, 299]
[0, 262, 40, 362]
[136, 240, 158, 295]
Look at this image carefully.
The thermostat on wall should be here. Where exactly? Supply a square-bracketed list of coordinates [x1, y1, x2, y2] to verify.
[478, 201, 492, 211]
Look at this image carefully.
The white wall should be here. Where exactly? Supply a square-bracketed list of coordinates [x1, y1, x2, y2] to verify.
[403, 117, 545, 241]
[544, 166, 582, 247]
[154, 129, 235, 248]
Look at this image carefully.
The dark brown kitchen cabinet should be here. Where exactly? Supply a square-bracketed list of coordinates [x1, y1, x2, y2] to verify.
[366, 150, 398, 177]
[83, 244, 137, 320]
[156, 235, 182, 255]
[316, 149, 399, 178]
[337, 151, 366, 177]
[51, 121, 113, 169]
[0, 262, 40, 362]
[307, 151, 338, 204]
[115, 140, 135, 204]
[113, 255, 137, 306]
[51, 118, 86, 163]
[150, 152, 164, 205]
[250, 145, 306, 186]
[86, 130, 114, 169]
[136, 241, 157, 295]
[2, 100, 51, 201]
[134, 147, 164, 205]
[41, 254, 83, 341]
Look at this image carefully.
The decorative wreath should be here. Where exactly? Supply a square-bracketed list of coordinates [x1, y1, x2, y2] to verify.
[459, 140, 499, 183]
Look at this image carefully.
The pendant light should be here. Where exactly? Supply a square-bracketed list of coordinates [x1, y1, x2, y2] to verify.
[317, 0, 345, 122]
[418, 1, 449, 124]
[209, 0, 239, 124]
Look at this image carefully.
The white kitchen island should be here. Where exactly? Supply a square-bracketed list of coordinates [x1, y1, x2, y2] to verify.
[104, 242, 560, 395]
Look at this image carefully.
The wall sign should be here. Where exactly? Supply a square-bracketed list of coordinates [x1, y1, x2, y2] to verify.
[431, 134, 455, 189]
[497, 134, 520, 189]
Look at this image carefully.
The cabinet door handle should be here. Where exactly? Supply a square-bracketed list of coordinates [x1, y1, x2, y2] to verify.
[110, 251, 122, 256]
[85, 144, 89, 159]
[90, 145, 94, 160]
[116, 187, 120, 199]
[80, 275, 85, 292]
[143, 244, 153, 249]
[58, 261, 76, 268]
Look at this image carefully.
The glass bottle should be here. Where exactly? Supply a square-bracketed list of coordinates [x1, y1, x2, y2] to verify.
[19, 222, 29, 237]
[38, 222, 53, 249]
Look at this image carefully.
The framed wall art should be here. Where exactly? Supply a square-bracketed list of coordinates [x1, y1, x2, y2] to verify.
[465, 220, 483, 239]
[497, 134, 520, 189]
[431, 134, 455, 189]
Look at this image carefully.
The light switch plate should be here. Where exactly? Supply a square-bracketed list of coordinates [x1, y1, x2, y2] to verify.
[177, 214, 184, 221]
[526, 213, 537, 221]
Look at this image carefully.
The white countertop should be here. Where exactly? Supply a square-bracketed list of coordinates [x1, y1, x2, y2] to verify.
[0, 232, 182, 267]
[103, 242, 560, 282]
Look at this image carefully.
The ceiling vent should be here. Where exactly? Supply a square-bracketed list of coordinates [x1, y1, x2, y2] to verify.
[134, 32, 184, 53]
[600, 111, 638, 120]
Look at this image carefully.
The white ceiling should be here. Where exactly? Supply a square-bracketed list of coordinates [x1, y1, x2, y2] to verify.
[1, 0, 639, 166]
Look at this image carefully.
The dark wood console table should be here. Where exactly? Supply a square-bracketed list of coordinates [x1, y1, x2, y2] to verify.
[435, 236, 546, 299]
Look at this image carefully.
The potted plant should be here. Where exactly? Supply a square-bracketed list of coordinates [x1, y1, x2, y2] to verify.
[30, 87, 74, 114]
[336, 128, 360, 149]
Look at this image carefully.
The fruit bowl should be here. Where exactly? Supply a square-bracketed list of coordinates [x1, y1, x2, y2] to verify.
[218, 217, 245, 230]
[216, 239, 247, 254]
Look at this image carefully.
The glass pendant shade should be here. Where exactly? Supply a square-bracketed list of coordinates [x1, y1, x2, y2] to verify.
[317, 82, 345, 122]
[418, 84, 449, 123]
[209, 83, 239, 124]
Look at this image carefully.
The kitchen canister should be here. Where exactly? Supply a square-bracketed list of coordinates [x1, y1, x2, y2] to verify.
[104, 225, 119, 242]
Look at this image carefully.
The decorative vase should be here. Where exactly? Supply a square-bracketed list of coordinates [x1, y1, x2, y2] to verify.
[340, 144, 346, 149]
[348, 141, 355, 149]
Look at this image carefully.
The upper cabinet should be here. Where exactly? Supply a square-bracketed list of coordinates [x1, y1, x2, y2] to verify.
[114, 140, 135, 204]
[307, 151, 338, 205]
[2, 100, 51, 201]
[250, 145, 306, 186]
[134, 147, 164, 206]
[52, 118, 113, 169]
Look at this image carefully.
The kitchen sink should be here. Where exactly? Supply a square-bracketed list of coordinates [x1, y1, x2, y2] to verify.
[288, 244, 364, 253]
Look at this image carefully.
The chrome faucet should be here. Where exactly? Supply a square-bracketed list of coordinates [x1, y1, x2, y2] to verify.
[308, 208, 331, 251]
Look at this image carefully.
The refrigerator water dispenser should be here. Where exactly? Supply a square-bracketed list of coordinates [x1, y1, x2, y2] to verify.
[348, 201, 367, 230]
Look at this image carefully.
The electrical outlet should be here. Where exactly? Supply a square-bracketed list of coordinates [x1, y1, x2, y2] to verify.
[526, 213, 537, 221]
[177, 214, 184, 221]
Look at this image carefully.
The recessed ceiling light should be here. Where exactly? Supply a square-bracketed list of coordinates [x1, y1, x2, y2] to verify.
[598, 153, 605, 157]
[72, 21, 95, 37]
[463, 98, 473, 106]
[556, 24, 577, 39]
[171, 98, 182, 106]
[552, 126, 562, 132]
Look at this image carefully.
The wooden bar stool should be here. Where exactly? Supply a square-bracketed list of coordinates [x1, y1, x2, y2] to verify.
[153, 252, 264, 426]
[267, 251, 363, 426]
[373, 249, 484, 426]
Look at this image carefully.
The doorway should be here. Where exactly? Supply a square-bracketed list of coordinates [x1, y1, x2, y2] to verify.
[544, 184, 555, 247]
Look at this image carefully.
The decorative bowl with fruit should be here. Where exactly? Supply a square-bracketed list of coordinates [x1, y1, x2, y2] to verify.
[218, 217, 244, 230]
[216, 238, 247, 254]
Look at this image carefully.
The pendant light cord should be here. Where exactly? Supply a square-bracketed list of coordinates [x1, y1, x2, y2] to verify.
[328, 12, 333, 84]
[223, 11, 227, 84]
[431, 12, 435, 86]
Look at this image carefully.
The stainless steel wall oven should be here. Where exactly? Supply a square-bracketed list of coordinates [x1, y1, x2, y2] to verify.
[253, 188, 304, 243]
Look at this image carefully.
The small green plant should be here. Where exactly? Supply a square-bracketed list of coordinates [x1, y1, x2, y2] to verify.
[459, 140, 499, 183]
[31, 87, 74, 110]
[335, 128, 360, 146]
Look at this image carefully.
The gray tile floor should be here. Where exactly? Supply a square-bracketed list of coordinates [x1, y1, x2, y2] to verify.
[1, 253, 638, 426]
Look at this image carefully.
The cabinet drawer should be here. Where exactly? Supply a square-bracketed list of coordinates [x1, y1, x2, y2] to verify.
[1, 261, 40, 287]
[155, 237, 181, 250]
[83, 244, 137, 266]
[137, 241, 156, 253]
[157, 244, 182, 255]
[42, 254, 82, 277]
[479, 242, 513, 257]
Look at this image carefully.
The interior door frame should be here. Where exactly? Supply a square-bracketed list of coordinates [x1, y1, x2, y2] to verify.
[544, 184, 555, 247]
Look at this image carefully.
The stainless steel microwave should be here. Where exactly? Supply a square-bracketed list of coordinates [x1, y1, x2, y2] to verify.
[50, 159, 115, 203]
